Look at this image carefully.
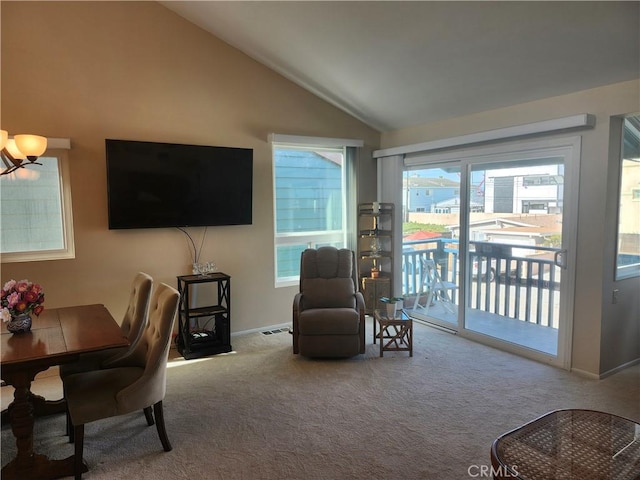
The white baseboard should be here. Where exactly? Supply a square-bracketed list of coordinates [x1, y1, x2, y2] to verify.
[571, 357, 640, 380]
[570, 367, 601, 380]
[598, 357, 640, 379]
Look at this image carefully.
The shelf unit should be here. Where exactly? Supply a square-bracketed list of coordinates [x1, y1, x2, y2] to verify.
[176, 273, 232, 360]
[357, 202, 394, 315]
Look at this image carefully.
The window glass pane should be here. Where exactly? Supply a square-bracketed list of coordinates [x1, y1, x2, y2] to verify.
[273, 146, 347, 284]
[616, 115, 640, 279]
[276, 245, 307, 279]
[274, 148, 344, 234]
[1, 157, 65, 253]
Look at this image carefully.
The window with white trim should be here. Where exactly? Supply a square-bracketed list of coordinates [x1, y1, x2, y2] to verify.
[271, 135, 360, 287]
[616, 115, 640, 279]
[1, 149, 75, 262]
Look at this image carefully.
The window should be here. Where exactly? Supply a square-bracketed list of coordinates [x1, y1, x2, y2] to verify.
[616, 115, 640, 279]
[1, 149, 75, 262]
[271, 135, 360, 286]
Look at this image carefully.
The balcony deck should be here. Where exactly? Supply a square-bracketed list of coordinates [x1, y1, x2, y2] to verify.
[406, 303, 558, 356]
[401, 238, 560, 356]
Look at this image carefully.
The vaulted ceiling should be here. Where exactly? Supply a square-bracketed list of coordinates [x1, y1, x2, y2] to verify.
[162, 1, 640, 132]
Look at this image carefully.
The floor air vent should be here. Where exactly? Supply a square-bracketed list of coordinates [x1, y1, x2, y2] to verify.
[262, 327, 290, 335]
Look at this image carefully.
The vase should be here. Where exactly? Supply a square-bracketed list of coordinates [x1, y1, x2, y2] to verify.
[386, 302, 397, 319]
[7, 313, 32, 333]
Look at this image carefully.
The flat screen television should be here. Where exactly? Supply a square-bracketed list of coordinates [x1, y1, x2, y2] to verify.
[106, 139, 253, 229]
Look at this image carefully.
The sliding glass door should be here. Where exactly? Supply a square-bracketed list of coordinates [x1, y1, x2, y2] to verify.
[402, 137, 579, 367]
[463, 157, 565, 357]
[403, 165, 461, 331]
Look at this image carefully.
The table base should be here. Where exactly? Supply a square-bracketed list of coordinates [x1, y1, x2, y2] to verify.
[1, 453, 88, 480]
[1, 393, 66, 425]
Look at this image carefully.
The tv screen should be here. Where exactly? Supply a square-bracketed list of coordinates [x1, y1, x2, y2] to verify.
[106, 139, 253, 229]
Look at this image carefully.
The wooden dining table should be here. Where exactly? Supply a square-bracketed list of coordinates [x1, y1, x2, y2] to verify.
[1, 304, 129, 480]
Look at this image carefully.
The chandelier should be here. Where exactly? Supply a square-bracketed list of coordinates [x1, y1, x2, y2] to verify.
[0, 130, 48, 176]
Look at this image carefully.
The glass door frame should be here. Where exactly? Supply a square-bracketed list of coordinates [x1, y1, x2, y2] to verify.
[403, 135, 581, 369]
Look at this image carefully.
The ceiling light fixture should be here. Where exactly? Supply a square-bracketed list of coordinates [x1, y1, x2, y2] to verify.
[0, 130, 48, 176]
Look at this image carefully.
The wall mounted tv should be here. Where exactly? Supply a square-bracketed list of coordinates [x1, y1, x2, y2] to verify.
[106, 139, 253, 229]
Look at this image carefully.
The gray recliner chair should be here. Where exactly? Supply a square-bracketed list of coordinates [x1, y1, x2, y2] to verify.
[292, 247, 366, 358]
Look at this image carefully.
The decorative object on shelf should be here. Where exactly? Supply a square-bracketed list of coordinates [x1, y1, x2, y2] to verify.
[0, 130, 48, 176]
[176, 226, 216, 275]
[1, 279, 45, 333]
[371, 266, 380, 278]
[380, 296, 404, 319]
[369, 237, 381, 255]
[192, 261, 217, 275]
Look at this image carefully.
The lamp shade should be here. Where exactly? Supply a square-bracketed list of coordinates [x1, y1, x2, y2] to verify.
[14, 134, 47, 157]
[5, 139, 25, 160]
[0, 130, 7, 151]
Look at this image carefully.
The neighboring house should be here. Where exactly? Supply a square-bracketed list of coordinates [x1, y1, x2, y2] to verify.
[430, 196, 484, 214]
[484, 165, 564, 215]
[274, 150, 342, 277]
[618, 159, 640, 252]
[403, 177, 459, 213]
[446, 217, 561, 257]
[274, 150, 342, 233]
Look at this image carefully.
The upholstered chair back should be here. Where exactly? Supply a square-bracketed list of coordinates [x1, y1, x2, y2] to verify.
[120, 272, 153, 343]
[299, 247, 358, 309]
[108, 282, 179, 413]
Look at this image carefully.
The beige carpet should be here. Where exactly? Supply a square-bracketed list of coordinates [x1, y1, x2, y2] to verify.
[2, 318, 639, 479]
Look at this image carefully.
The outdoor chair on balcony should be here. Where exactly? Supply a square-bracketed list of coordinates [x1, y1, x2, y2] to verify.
[412, 258, 458, 316]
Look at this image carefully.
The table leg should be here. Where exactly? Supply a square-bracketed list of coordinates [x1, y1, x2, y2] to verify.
[1, 370, 86, 480]
[373, 317, 377, 344]
[2, 393, 66, 425]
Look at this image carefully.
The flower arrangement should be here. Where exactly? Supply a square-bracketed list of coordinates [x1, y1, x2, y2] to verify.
[0, 279, 45, 323]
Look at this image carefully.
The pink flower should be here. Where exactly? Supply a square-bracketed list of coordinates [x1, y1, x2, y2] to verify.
[24, 291, 39, 303]
[0, 279, 45, 318]
[6, 292, 19, 308]
[3, 280, 16, 292]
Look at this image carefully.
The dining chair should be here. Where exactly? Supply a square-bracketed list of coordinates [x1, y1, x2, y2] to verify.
[63, 282, 180, 480]
[60, 272, 152, 436]
[59, 272, 153, 379]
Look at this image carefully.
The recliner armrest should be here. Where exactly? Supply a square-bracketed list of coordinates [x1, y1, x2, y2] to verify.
[293, 292, 303, 313]
[355, 291, 365, 313]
